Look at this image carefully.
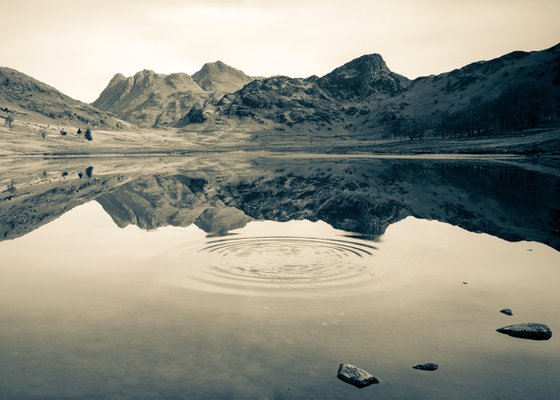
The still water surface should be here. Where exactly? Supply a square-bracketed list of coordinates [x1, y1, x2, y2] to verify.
[0, 156, 559, 399]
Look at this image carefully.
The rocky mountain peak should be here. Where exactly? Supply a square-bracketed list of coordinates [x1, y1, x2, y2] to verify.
[198, 60, 228, 72]
[92, 69, 207, 127]
[318, 53, 409, 98]
[192, 61, 253, 93]
[132, 69, 159, 85]
[330, 53, 390, 78]
[108, 73, 126, 86]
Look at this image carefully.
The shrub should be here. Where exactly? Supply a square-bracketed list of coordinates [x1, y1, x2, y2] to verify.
[5, 115, 14, 128]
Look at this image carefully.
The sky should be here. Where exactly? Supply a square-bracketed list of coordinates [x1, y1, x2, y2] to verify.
[1, 0, 559, 103]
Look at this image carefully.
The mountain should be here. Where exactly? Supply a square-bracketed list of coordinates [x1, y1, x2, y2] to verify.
[192, 61, 253, 93]
[197, 53, 409, 128]
[92, 69, 209, 128]
[317, 53, 409, 98]
[0, 67, 126, 128]
[375, 43, 560, 138]
[5, 43, 556, 137]
[188, 44, 560, 138]
[93, 62, 255, 128]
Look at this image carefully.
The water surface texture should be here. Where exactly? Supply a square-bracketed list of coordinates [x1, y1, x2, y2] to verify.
[0, 155, 559, 399]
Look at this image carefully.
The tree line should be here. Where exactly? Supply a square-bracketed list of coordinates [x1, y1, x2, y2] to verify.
[390, 82, 560, 140]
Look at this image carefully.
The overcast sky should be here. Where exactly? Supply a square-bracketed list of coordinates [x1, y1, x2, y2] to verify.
[2, 0, 559, 102]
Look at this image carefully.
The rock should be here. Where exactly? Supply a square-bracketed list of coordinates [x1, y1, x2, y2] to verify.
[496, 323, 552, 340]
[336, 363, 380, 388]
[412, 363, 439, 371]
[500, 308, 513, 316]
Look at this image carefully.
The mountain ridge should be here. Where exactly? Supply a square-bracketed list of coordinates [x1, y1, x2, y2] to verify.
[2, 43, 559, 138]
[89, 44, 559, 135]
[92, 61, 255, 128]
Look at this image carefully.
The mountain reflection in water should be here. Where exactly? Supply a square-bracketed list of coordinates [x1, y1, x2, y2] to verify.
[2, 155, 557, 249]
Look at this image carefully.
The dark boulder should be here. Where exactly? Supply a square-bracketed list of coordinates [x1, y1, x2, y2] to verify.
[412, 363, 439, 371]
[496, 323, 552, 340]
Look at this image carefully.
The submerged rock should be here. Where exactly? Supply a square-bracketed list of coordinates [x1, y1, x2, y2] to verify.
[500, 308, 513, 316]
[496, 323, 552, 340]
[412, 363, 439, 371]
[336, 363, 380, 388]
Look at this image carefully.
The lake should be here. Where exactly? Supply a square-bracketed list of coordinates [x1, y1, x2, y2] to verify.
[0, 154, 559, 399]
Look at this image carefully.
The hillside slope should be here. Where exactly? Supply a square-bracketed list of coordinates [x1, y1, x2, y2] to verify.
[0, 67, 126, 129]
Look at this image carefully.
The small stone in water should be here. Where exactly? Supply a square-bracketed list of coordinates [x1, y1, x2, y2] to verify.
[500, 308, 513, 316]
[462, 281, 468, 285]
[337, 363, 380, 388]
[412, 363, 439, 371]
[496, 323, 552, 340]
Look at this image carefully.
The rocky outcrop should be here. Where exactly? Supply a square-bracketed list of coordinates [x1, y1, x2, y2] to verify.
[317, 54, 409, 98]
[217, 76, 339, 126]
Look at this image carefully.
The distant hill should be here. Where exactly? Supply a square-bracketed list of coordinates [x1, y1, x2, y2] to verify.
[0, 67, 125, 128]
[93, 62, 255, 128]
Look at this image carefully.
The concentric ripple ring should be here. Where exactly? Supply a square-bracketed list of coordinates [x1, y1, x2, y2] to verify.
[184, 235, 378, 297]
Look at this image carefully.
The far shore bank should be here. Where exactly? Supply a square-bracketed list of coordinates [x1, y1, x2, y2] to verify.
[1, 122, 559, 158]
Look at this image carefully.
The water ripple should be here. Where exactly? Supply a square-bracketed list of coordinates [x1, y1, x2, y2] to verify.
[183, 236, 378, 297]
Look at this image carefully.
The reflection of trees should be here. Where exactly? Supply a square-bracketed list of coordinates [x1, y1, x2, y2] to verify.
[379, 160, 559, 247]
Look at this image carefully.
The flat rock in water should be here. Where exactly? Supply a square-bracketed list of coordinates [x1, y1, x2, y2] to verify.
[500, 308, 513, 316]
[412, 363, 439, 371]
[336, 363, 380, 388]
[496, 323, 552, 340]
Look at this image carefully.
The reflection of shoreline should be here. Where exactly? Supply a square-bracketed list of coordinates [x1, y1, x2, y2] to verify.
[1, 156, 559, 250]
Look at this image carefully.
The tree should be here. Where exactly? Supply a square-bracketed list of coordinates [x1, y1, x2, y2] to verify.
[84, 127, 93, 141]
[5, 115, 14, 128]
